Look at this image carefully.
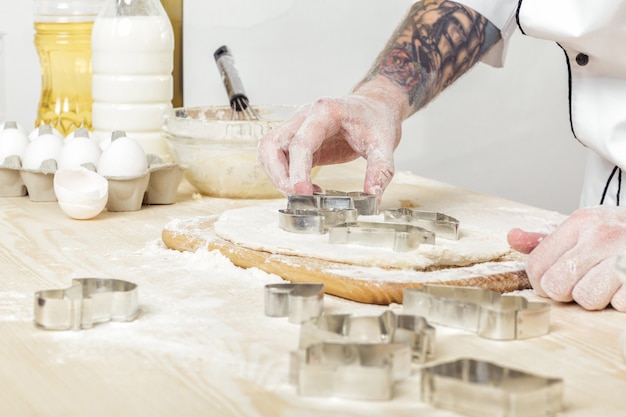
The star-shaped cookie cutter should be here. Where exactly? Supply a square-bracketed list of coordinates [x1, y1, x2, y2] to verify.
[421, 358, 563, 417]
[289, 311, 435, 400]
[264, 283, 324, 323]
[403, 285, 551, 340]
[34, 278, 139, 330]
[384, 208, 460, 240]
[329, 221, 435, 252]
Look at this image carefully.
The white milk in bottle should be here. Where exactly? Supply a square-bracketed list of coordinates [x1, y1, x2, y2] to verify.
[91, 0, 174, 160]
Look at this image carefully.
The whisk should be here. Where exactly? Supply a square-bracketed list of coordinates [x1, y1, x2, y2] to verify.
[213, 45, 260, 120]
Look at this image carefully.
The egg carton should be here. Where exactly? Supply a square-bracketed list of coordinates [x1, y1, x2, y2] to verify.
[0, 123, 183, 214]
[0, 154, 183, 210]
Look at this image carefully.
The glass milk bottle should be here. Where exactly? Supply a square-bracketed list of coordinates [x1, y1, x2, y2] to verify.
[33, 0, 104, 136]
[91, 0, 174, 160]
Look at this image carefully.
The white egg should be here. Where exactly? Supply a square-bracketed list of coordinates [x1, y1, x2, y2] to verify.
[0, 122, 30, 163]
[54, 167, 108, 220]
[97, 132, 148, 177]
[0, 121, 28, 135]
[57, 135, 102, 170]
[28, 125, 64, 141]
[21, 130, 64, 171]
[93, 130, 111, 150]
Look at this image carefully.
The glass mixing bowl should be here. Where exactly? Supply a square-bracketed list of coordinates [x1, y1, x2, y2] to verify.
[162, 105, 299, 199]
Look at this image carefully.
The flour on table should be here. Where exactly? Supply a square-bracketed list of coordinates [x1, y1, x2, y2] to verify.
[214, 202, 516, 270]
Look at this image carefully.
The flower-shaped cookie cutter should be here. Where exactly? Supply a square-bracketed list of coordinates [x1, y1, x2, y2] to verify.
[34, 278, 138, 330]
[264, 282, 324, 323]
[403, 285, 551, 340]
[421, 358, 563, 417]
[384, 208, 460, 240]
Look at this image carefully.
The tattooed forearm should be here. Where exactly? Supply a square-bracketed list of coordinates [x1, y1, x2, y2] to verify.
[361, 0, 500, 115]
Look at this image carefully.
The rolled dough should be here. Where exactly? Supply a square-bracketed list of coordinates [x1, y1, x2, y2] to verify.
[212, 200, 557, 271]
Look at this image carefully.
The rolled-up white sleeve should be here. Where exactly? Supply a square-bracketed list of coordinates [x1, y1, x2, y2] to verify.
[452, 0, 519, 66]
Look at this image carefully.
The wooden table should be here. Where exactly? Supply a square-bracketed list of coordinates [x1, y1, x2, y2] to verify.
[1, 163, 625, 417]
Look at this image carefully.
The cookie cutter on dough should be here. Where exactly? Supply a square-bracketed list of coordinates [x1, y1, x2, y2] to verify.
[292, 341, 412, 400]
[34, 278, 138, 331]
[278, 208, 358, 234]
[329, 221, 435, 252]
[384, 208, 460, 240]
[287, 190, 378, 215]
[421, 358, 563, 417]
[318, 190, 378, 215]
[264, 283, 324, 323]
[287, 193, 351, 211]
[403, 285, 551, 340]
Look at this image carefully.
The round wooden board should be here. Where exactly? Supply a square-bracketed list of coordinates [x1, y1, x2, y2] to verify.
[162, 216, 531, 305]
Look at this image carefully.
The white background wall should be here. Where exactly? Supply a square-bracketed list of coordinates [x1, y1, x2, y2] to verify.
[1, 0, 587, 214]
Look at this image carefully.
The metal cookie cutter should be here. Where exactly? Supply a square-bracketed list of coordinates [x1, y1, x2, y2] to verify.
[278, 208, 358, 234]
[264, 283, 324, 323]
[289, 311, 435, 400]
[384, 208, 460, 240]
[34, 278, 139, 331]
[403, 285, 551, 340]
[421, 358, 563, 417]
[320, 190, 378, 215]
[287, 190, 378, 215]
[288, 193, 350, 211]
[297, 310, 435, 363]
[329, 221, 435, 252]
[293, 341, 412, 400]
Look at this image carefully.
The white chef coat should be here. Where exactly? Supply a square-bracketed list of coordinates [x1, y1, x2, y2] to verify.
[452, 0, 626, 207]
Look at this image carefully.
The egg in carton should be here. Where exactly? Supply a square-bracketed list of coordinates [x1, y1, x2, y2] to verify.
[97, 131, 183, 212]
[0, 123, 183, 219]
[20, 124, 64, 201]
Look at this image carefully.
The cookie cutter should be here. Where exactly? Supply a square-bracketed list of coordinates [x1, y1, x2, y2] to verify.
[384, 208, 460, 240]
[278, 208, 358, 234]
[297, 310, 435, 363]
[287, 190, 378, 215]
[329, 221, 435, 252]
[287, 193, 352, 211]
[264, 283, 324, 323]
[292, 341, 412, 400]
[421, 358, 563, 417]
[34, 278, 138, 331]
[319, 190, 378, 215]
[289, 311, 435, 400]
[403, 285, 551, 340]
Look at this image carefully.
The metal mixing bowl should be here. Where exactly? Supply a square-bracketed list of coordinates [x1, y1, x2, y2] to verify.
[161, 105, 297, 199]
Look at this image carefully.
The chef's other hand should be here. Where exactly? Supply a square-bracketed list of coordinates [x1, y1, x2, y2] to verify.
[507, 206, 626, 312]
[257, 76, 407, 198]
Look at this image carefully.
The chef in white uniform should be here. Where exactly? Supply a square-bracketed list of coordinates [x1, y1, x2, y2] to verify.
[257, 0, 626, 311]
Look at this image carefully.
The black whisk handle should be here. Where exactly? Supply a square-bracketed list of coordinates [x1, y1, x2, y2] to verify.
[213, 45, 250, 111]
